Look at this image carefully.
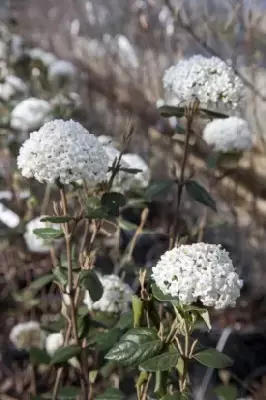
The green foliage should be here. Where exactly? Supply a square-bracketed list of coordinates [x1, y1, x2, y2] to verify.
[192, 348, 233, 368]
[101, 192, 126, 217]
[33, 227, 64, 239]
[158, 105, 186, 118]
[161, 393, 182, 400]
[140, 351, 180, 371]
[199, 108, 229, 119]
[95, 387, 125, 400]
[144, 180, 175, 201]
[53, 266, 68, 287]
[40, 216, 73, 223]
[77, 313, 90, 339]
[152, 284, 179, 304]
[94, 328, 122, 351]
[79, 269, 103, 301]
[50, 344, 81, 365]
[24, 273, 54, 293]
[186, 306, 211, 331]
[214, 384, 237, 400]
[29, 348, 51, 365]
[105, 327, 163, 366]
[132, 295, 144, 327]
[185, 180, 217, 211]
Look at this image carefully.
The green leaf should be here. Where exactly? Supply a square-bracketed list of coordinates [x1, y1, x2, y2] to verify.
[132, 295, 144, 327]
[118, 219, 138, 230]
[152, 284, 179, 304]
[53, 267, 68, 287]
[206, 153, 220, 169]
[144, 180, 175, 201]
[193, 348, 233, 369]
[26, 273, 54, 293]
[161, 393, 181, 400]
[101, 192, 126, 217]
[140, 351, 180, 371]
[105, 328, 161, 366]
[185, 180, 217, 211]
[79, 270, 103, 302]
[158, 105, 186, 118]
[94, 328, 122, 351]
[218, 152, 242, 169]
[116, 311, 133, 330]
[40, 216, 72, 223]
[77, 313, 90, 339]
[186, 306, 211, 331]
[57, 387, 82, 399]
[119, 167, 143, 174]
[86, 206, 109, 219]
[33, 228, 64, 239]
[105, 340, 138, 364]
[199, 108, 229, 119]
[29, 347, 51, 365]
[51, 345, 81, 365]
[95, 387, 125, 400]
[214, 384, 237, 400]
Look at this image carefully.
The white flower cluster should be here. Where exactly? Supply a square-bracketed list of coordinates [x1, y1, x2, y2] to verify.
[11, 97, 52, 131]
[17, 119, 109, 184]
[45, 332, 63, 356]
[24, 216, 59, 253]
[84, 274, 133, 313]
[203, 117, 253, 152]
[152, 243, 242, 309]
[48, 60, 76, 88]
[0, 75, 27, 102]
[9, 321, 45, 350]
[163, 55, 244, 110]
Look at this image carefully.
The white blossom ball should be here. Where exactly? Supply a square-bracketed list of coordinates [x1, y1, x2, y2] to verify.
[28, 48, 57, 67]
[0, 75, 27, 101]
[10, 321, 45, 350]
[24, 216, 59, 253]
[45, 332, 64, 356]
[163, 55, 245, 111]
[152, 243, 242, 309]
[121, 153, 150, 191]
[48, 60, 76, 88]
[17, 119, 109, 184]
[203, 117, 253, 152]
[11, 97, 52, 131]
[84, 274, 133, 313]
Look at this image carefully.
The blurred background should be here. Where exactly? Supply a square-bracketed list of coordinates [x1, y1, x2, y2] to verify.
[2, 0, 266, 399]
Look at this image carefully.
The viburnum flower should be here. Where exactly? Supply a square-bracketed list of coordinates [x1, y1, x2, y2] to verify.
[48, 60, 76, 88]
[203, 116, 253, 152]
[24, 216, 59, 253]
[84, 274, 133, 313]
[152, 243, 242, 309]
[163, 55, 244, 111]
[17, 119, 109, 184]
[9, 321, 45, 350]
[11, 97, 52, 131]
[28, 48, 57, 67]
[45, 332, 64, 356]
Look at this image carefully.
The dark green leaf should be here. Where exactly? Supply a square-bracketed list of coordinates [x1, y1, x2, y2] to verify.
[86, 206, 109, 219]
[77, 313, 90, 339]
[140, 351, 180, 371]
[95, 387, 125, 400]
[161, 393, 181, 400]
[33, 228, 64, 239]
[41, 386, 81, 400]
[206, 153, 220, 169]
[105, 340, 138, 364]
[26, 274, 54, 293]
[40, 216, 72, 223]
[118, 219, 138, 230]
[95, 328, 121, 351]
[116, 311, 133, 330]
[51, 345, 81, 365]
[158, 105, 186, 118]
[214, 384, 237, 400]
[152, 284, 179, 304]
[132, 295, 143, 327]
[218, 152, 242, 169]
[101, 192, 126, 207]
[186, 306, 211, 331]
[185, 180, 217, 211]
[193, 348, 233, 368]
[29, 347, 51, 365]
[119, 167, 143, 174]
[199, 108, 229, 119]
[79, 270, 103, 302]
[144, 180, 175, 201]
[53, 267, 68, 287]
